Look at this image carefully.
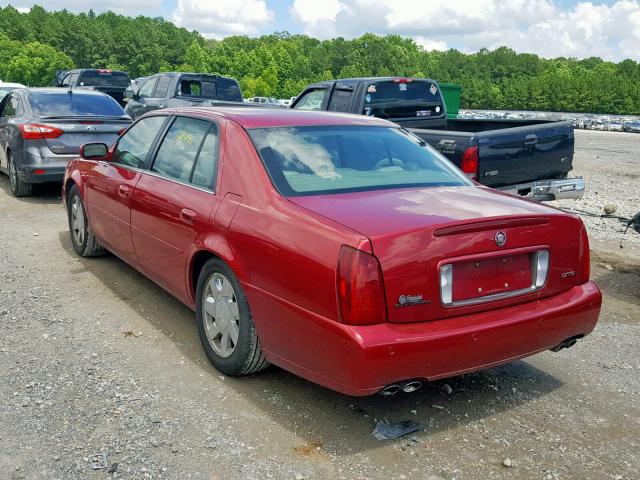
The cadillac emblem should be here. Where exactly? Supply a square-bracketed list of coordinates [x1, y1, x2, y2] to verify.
[495, 231, 507, 247]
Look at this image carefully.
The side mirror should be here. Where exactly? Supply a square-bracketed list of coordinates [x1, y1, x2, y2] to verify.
[80, 143, 109, 161]
[124, 87, 136, 100]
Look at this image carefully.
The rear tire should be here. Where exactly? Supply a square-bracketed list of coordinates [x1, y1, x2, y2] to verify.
[196, 258, 269, 376]
[67, 184, 106, 257]
[8, 154, 33, 197]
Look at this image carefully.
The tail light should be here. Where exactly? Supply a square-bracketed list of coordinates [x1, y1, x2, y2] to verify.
[460, 146, 479, 180]
[576, 223, 590, 284]
[117, 128, 127, 136]
[337, 246, 387, 325]
[19, 123, 64, 140]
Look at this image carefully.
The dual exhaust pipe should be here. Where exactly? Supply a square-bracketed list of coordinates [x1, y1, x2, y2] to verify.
[550, 334, 583, 352]
[381, 334, 584, 396]
[379, 380, 422, 397]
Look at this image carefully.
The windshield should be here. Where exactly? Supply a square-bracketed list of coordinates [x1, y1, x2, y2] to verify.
[78, 70, 131, 88]
[28, 92, 126, 117]
[249, 126, 471, 196]
[363, 80, 444, 119]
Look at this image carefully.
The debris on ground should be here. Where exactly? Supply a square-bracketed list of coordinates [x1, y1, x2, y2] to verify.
[372, 420, 420, 440]
[89, 453, 109, 470]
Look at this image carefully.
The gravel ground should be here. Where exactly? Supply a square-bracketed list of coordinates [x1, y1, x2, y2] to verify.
[1, 129, 639, 480]
[552, 129, 640, 251]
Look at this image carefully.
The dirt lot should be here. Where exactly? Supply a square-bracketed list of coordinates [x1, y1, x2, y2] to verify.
[1, 129, 639, 480]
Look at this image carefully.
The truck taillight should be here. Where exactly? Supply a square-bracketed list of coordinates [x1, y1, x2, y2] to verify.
[337, 246, 387, 326]
[393, 78, 413, 83]
[19, 123, 64, 140]
[576, 223, 590, 284]
[461, 146, 479, 180]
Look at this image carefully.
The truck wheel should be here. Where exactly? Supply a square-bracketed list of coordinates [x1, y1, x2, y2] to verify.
[8, 154, 33, 197]
[67, 184, 106, 257]
[196, 258, 269, 376]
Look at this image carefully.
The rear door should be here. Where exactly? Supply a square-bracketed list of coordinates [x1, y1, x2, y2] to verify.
[85, 115, 167, 264]
[130, 115, 221, 299]
[128, 76, 158, 119]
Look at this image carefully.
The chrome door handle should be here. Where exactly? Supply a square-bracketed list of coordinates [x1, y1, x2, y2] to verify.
[118, 184, 130, 198]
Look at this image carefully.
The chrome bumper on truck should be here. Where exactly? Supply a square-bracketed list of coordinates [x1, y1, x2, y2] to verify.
[498, 177, 585, 201]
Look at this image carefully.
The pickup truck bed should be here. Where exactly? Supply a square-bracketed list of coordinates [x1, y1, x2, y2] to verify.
[291, 78, 584, 201]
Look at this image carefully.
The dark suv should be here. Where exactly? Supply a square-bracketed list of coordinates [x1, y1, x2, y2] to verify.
[124, 72, 244, 120]
[58, 69, 131, 106]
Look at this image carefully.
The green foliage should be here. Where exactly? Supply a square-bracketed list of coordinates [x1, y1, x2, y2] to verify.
[2, 6, 640, 114]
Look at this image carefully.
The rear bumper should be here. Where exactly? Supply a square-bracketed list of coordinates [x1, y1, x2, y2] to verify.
[498, 177, 585, 201]
[256, 281, 601, 396]
[16, 148, 75, 183]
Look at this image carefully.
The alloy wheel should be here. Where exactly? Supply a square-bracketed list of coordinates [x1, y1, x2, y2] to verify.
[202, 272, 240, 358]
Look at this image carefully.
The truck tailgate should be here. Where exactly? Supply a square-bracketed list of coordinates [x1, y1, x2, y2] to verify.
[476, 121, 574, 187]
[409, 120, 575, 189]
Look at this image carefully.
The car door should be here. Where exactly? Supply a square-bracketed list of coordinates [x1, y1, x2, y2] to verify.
[128, 76, 158, 120]
[130, 115, 221, 300]
[85, 115, 168, 265]
[0, 93, 19, 170]
[143, 74, 172, 112]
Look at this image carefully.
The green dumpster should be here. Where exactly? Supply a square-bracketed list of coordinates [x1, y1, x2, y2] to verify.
[439, 83, 461, 118]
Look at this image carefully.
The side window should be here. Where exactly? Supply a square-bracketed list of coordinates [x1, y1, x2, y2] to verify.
[61, 74, 73, 87]
[151, 117, 210, 183]
[191, 125, 219, 190]
[153, 75, 172, 98]
[3, 95, 18, 117]
[293, 89, 326, 110]
[328, 87, 353, 112]
[113, 116, 167, 169]
[138, 77, 158, 99]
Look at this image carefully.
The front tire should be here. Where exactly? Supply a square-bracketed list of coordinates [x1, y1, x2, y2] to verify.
[196, 258, 269, 376]
[8, 154, 33, 197]
[67, 185, 106, 257]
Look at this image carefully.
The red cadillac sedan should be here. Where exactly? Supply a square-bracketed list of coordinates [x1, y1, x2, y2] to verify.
[62, 107, 601, 396]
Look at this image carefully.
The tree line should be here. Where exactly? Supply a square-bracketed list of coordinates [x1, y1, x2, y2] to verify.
[1, 5, 639, 115]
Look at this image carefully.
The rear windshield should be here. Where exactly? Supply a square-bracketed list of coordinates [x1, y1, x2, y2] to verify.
[249, 126, 470, 196]
[178, 77, 242, 102]
[78, 70, 131, 88]
[28, 92, 125, 117]
[363, 80, 444, 119]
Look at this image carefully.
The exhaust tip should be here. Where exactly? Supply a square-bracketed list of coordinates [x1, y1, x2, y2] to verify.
[380, 385, 401, 396]
[403, 381, 422, 393]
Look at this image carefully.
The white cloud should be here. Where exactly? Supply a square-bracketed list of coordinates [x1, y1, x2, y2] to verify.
[290, 0, 640, 61]
[171, 0, 274, 38]
[0, 0, 161, 16]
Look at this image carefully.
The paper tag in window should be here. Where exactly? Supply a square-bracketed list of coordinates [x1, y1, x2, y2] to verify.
[430, 84, 438, 95]
[367, 84, 376, 93]
[399, 83, 407, 91]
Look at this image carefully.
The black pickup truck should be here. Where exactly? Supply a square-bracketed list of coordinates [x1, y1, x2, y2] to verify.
[124, 72, 246, 120]
[291, 77, 584, 201]
[57, 69, 131, 107]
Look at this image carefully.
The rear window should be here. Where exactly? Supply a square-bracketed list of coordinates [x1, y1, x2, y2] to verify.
[78, 70, 131, 88]
[363, 80, 444, 119]
[28, 92, 125, 117]
[249, 126, 470, 196]
[178, 77, 242, 102]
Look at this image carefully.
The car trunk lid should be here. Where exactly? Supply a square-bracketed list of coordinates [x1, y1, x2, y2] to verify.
[290, 186, 584, 323]
[35, 117, 130, 155]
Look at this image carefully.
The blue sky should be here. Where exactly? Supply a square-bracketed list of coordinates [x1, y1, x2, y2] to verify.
[3, 0, 640, 61]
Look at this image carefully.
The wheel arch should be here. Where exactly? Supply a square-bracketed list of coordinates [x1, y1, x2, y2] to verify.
[188, 237, 245, 305]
